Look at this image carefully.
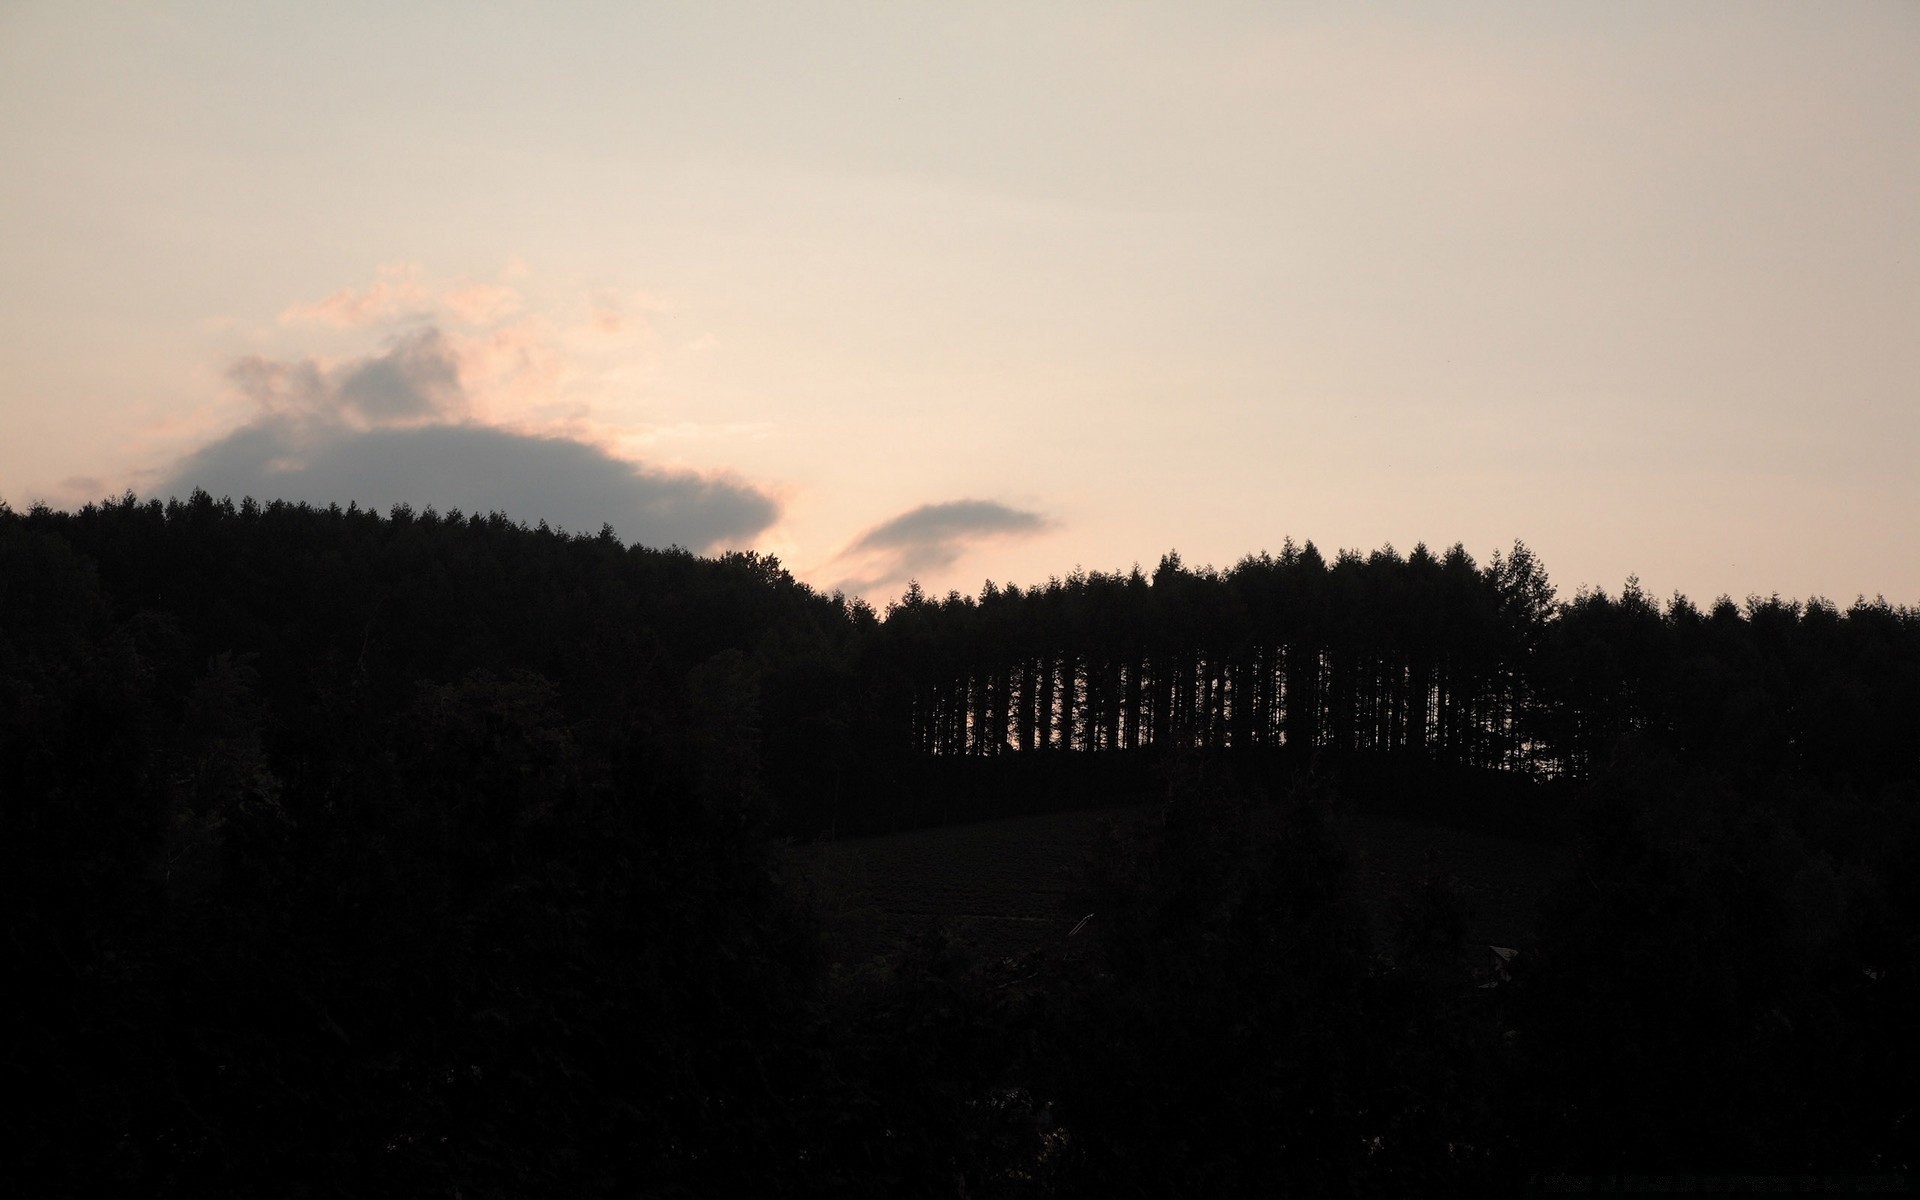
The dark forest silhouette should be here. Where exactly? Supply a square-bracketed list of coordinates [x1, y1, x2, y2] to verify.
[5, 492, 1916, 1194]
[877, 542, 1917, 787]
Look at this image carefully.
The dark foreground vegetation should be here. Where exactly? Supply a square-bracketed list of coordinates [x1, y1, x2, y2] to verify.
[5, 493, 1917, 1194]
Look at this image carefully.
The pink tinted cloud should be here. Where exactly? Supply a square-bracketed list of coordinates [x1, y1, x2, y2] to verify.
[449, 317, 570, 430]
[442, 282, 526, 326]
[270, 268, 600, 442]
[586, 291, 631, 336]
[237, 264, 758, 488]
[279, 262, 435, 328]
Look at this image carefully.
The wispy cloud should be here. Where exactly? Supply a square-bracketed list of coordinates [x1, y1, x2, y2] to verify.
[826, 499, 1052, 595]
[261, 265, 694, 442]
[439, 281, 527, 326]
[278, 261, 436, 328]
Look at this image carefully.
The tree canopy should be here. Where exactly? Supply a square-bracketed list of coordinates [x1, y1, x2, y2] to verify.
[5, 493, 1916, 1192]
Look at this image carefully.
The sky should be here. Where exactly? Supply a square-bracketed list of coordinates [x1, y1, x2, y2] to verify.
[2, 1, 1916, 606]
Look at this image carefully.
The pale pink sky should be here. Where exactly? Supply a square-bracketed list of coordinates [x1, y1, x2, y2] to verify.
[2, 2, 1916, 605]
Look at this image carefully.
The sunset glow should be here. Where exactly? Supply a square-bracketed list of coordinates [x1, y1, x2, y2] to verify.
[3, 2, 1915, 603]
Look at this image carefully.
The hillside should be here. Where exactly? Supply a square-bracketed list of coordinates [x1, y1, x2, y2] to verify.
[797, 796, 1572, 969]
[7, 495, 1916, 1192]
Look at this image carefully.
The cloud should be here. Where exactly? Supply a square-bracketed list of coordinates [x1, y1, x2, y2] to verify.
[279, 264, 530, 332]
[158, 325, 778, 552]
[227, 327, 465, 427]
[827, 499, 1051, 594]
[278, 262, 434, 328]
[441, 282, 526, 326]
[161, 422, 775, 551]
[258, 265, 733, 445]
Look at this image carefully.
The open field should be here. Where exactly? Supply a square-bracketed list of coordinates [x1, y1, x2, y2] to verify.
[789, 798, 1576, 968]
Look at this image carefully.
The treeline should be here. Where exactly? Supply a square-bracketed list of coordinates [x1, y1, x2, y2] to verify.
[7, 493, 1920, 834]
[1, 491, 887, 829]
[2, 492, 862, 1192]
[873, 542, 1920, 791]
[7, 493, 1920, 837]
[5, 493, 1918, 1191]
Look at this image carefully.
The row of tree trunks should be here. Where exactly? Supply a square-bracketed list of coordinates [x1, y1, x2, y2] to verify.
[901, 644, 1536, 773]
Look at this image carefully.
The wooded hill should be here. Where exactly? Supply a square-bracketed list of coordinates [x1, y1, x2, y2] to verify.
[7, 492, 1918, 839]
[6, 492, 1917, 1193]
[877, 542, 1918, 786]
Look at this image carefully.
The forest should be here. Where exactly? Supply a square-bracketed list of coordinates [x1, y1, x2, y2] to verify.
[5, 492, 1917, 1195]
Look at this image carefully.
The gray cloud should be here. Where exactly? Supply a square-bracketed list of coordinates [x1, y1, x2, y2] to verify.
[831, 499, 1050, 594]
[227, 327, 464, 427]
[159, 329, 778, 552]
[333, 330, 462, 422]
